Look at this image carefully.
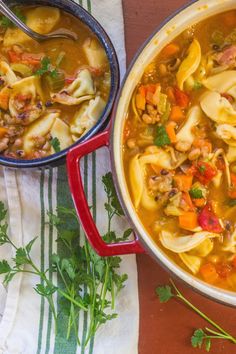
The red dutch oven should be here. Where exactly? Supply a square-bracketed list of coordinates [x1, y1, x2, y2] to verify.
[67, 0, 236, 307]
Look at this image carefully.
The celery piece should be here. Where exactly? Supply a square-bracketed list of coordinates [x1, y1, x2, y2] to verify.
[11, 63, 32, 77]
[44, 71, 65, 92]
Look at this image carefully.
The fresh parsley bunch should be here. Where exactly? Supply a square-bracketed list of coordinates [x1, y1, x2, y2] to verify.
[0, 172, 129, 348]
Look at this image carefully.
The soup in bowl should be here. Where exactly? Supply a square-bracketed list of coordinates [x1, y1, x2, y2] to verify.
[0, 0, 119, 167]
[67, 0, 236, 306]
[123, 10, 236, 292]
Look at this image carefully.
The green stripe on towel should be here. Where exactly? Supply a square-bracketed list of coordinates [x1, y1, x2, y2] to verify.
[36, 170, 46, 354]
[53, 165, 78, 354]
[45, 168, 54, 354]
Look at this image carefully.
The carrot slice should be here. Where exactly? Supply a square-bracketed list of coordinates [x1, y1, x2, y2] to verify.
[182, 192, 194, 210]
[166, 122, 177, 143]
[0, 92, 9, 111]
[174, 174, 193, 192]
[161, 43, 180, 57]
[169, 106, 185, 122]
[179, 211, 198, 230]
[136, 93, 146, 110]
[0, 127, 8, 138]
[193, 198, 206, 208]
[200, 263, 219, 283]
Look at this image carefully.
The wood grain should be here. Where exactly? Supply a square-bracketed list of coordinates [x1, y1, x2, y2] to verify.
[122, 1, 236, 353]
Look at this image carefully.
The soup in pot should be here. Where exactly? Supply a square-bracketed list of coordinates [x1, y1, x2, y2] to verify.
[0, 5, 110, 159]
[123, 10, 236, 291]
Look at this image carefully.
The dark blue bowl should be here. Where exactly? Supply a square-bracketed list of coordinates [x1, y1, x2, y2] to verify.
[0, 0, 119, 168]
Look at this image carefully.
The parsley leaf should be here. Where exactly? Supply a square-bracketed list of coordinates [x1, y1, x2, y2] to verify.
[199, 164, 206, 174]
[35, 57, 59, 78]
[102, 172, 124, 216]
[154, 125, 171, 147]
[193, 81, 203, 90]
[155, 285, 174, 303]
[0, 9, 26, 28]
[35, 57, 51, 76]
[189, 188, 203, 199]
[191, 329, 205, 349]
[50, 137, 61, 153]
[0, 260, 11, 274]
[228, 199, 236, 207]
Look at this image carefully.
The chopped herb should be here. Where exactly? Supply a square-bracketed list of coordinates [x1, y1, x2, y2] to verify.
[190, 188, 203, 199]
[0, 9, 26, 28]
[155, 125, 171, 147]
[155, 285, 173, 303]
[199, 164, 206, 174]
[193, 81, 203, 90]
[35, 57, 59, 78]
[228, 199, 236, 207]
[156, 280, 236, 352]
[50, 137, 61, 153]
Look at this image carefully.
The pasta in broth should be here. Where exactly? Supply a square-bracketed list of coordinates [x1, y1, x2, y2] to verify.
[123, 10, 236, 291]
[0, 6, 110, 159]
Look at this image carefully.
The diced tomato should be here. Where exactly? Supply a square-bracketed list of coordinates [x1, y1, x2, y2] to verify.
[22, 53, 43, 66]
[186, 165, 197, 176]
[173, 87, 190, 108]
[65, 76, 76, 84]
[198, 203, 223, 233]
[216, 263, 232, 279]
[8, 50, 21, 63]
[195, 161, 217, 185]
[221, 93, 234, 104]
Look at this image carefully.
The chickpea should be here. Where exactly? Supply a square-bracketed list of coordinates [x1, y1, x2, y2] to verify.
[13, 138, 23, 148]
[0, 137, 9, 152]
[188, 148, 201, 161]
[142, 113, 153, 124]
[142, 113, 160, 125]
[175, 140, 192, 152]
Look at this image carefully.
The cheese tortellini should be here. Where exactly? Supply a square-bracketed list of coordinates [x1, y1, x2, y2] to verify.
[51, 69, 95, 105]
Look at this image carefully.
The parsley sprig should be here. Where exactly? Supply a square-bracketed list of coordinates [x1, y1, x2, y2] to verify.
[0, 173, 129, 348]
[0, 9, 26, 28]
[35, 57, 59, 78]
[155, 125, 171, 147]
[156, 280, 236, 352]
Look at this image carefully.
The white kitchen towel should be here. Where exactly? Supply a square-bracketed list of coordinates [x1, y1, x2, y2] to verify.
[0, 1, 139, 354]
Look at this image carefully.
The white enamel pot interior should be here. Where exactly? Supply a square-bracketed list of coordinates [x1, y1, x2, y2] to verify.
[111, 0, 236, 306]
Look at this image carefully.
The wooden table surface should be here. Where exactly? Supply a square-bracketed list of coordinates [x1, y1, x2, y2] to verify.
[122, 1, 236, 353]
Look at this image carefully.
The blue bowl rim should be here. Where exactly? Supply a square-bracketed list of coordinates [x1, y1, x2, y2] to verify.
[0, 0, 120, 168]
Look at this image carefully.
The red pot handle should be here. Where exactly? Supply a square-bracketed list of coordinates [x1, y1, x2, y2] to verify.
[66, 129, 144, 256]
